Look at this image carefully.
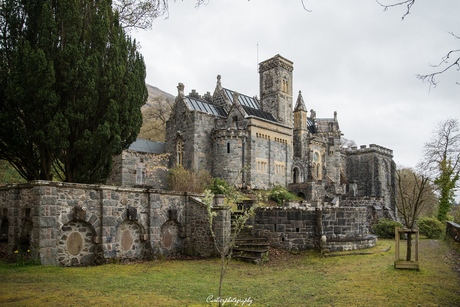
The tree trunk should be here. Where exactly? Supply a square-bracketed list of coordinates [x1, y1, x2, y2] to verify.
[406, 232, 412, 261]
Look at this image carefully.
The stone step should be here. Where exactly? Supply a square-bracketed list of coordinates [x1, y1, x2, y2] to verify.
[233, 247, 269, 253]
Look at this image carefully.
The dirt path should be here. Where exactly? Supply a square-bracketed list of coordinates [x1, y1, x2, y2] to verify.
[420, 239, 460, 277]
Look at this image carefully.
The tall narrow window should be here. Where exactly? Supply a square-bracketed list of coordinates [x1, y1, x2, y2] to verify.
[176, 140, 184, 165]
[227, 142, 230, 154]
[135, 158, 146, 185]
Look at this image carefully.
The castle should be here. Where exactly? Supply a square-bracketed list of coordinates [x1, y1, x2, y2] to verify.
[166, 54, 396, 210]
[0, 55, 398, 266]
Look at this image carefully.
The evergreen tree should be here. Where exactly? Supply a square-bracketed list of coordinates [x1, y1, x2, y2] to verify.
[0, 0, 147, 183]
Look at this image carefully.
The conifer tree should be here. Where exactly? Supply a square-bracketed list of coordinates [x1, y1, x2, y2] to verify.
[0, 0, 147, 183]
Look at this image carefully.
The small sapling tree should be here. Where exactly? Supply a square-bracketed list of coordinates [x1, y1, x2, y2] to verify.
[204, 171, 259, 307]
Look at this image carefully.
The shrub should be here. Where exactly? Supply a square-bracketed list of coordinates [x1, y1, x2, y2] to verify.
[417, 216, 444, 239]
[208, 177, 229, 196]
[372, 218, 403, 238]
[167, 166, 212, 193]
[267, 185, 296, 205]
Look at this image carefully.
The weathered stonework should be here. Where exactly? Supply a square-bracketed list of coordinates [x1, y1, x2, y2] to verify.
[163, 54, 396, 213]
[253, 206, 376, 252]
[0, 181, 230, 266]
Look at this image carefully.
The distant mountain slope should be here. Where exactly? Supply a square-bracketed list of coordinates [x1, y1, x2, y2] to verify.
[143, 85, 175, 110]
[138, 85, 175, 142]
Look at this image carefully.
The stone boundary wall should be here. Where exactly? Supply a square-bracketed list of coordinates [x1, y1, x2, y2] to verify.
[253, 206, 375, 252]
[0, 181, 229, 266]
[446, 221, 460, 242]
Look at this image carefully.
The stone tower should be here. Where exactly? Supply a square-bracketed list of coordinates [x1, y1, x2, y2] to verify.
[259, 54, 294, 127]
[293, 90, 308, 159]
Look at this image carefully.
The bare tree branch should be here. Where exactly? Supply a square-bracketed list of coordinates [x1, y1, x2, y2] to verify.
[416, 33, 460, 91]
[376, 0, 416, 20]
[115, 0, 208, 30]
[301, 0, 312, 13]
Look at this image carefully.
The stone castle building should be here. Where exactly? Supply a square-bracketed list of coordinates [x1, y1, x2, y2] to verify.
[166, 54, 396, 209]
[0, 55, 398, 266]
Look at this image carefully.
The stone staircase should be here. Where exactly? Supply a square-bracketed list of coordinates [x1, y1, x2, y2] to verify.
[231, 212, 269, 263]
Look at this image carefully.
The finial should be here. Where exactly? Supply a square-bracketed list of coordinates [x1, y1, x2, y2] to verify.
[177, 83, 184, 97]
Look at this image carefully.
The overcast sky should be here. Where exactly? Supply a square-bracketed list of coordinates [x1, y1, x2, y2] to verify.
[132, 0, 460, 169]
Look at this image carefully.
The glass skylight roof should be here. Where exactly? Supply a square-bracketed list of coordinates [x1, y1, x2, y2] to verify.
[223, 88, 260, 109]
[185, 97, 227, 117]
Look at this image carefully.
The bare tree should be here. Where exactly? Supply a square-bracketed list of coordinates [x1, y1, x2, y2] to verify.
[340, 137, 357, 149]
[392, 167, 434, 260]
[421, 118, 460, 221]
[138, 96, 174, 141]
[377, 0, 460, 88]
[114, 0, 207, 30]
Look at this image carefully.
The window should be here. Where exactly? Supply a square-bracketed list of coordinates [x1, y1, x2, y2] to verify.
[135, 158, 146, 185]
[176, 140, 184, 165]
[227, 142, 230, 154]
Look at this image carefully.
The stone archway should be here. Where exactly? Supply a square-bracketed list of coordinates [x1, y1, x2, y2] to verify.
[293, 166, 302, 184]
[58, 221, 97, 267]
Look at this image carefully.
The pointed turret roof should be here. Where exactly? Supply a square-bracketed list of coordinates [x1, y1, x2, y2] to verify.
[294, 90, 307, 112]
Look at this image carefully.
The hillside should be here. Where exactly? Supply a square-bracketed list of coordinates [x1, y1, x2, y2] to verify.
[138, 85, 175, 142]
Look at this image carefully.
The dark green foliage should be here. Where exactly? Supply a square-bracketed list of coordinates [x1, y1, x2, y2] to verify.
[208, 177, 229, 196]
[0, 0, 147, 183]
[372, 218, 403, 238]
[267, 185, 296, 205]
[417, 216, 444, 239]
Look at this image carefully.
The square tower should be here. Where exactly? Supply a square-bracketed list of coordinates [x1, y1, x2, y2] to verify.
[259, 54, 294, 127]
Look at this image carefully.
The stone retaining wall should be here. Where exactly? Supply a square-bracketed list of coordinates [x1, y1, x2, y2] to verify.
[253, 206, 375, 252]
[446, 221, 460, 242]
[0, 181, 229, 266]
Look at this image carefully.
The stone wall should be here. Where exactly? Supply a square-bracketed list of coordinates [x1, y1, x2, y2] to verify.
[253, 206, 375, 252]
[343, 144, 396, 211]
[446, 221, 460, 242]
[107, 150, 168, 189]
[0, 181, 230, 266]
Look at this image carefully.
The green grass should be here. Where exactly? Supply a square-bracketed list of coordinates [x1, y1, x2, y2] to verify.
[0, 239, 459, 306]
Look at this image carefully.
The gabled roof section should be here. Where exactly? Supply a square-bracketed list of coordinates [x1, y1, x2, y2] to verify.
[307, 118, 316, 133]
[294, 90, 307, 112]
[223, 88, 260, 109]
[242, 105, 277, 122]
[129, 138, 165, 154]
[184, 96, 227, 117]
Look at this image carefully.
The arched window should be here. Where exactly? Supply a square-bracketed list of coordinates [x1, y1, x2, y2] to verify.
[176, 139, 184, 166]
[293, 167, 300, 183]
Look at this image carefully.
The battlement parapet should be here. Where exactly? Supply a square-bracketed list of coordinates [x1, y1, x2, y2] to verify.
[341, 143, 393, 157]
[212, 128, 248, 140]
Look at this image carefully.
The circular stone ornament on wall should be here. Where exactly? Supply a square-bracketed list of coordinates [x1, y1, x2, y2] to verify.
[67, 231, 84, 256]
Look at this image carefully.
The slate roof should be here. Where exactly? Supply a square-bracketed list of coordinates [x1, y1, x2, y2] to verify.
[294, 91, 307, 112]
[129, 138, 165, 154]
[243, 105, 278, 122]
[184, 96, 227, 117]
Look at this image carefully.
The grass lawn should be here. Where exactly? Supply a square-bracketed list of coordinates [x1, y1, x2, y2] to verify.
[0, 238, 459, 307]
